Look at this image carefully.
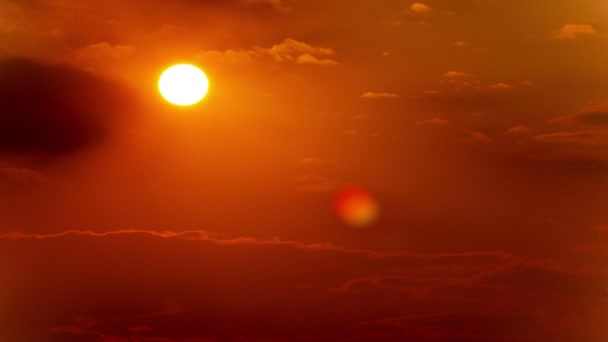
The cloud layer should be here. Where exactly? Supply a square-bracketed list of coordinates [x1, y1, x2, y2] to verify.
[1, 229, 605, 341]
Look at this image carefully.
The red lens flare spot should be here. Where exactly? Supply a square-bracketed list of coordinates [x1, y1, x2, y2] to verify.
[334, 186, 380, 228]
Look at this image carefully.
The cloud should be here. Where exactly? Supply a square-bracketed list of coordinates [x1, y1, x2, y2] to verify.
[74, 42, 136, 73]
[505, 125, 531, 136]
[440, 72, 485, 91]
[534, 131, 598, 145]
[197, 38, 338, 66]
[296, 158, 336, 192]
[0, 167, 45, 186]
[197, 49, 258, 65]
[415, 118, 449, 127]
[265, 38, 336, 64]
[522, 80, 536, 87]
[550, 106, 608, 127]
[0, 229, 602, 341]
[296, 53, 338, 65]
[361, 92, 400, 99]
[0, 58, 133, 156]
[554, 24, 597, 39]
[464, 130, 492, 143]
[574, 111, 608, 126]
[489, 82, 514, 90]
[410, 2, 431, 14]
[437, 72, 522, 94]
[533, 105, 608, 151]
[443, 71, 473, 79]
[592, 224, 608, 233]
[360, 311, 541, 341]
[76, 42, 136, 62]
[0, 229, 517, 261]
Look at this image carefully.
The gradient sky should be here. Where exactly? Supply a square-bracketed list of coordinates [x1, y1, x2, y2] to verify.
[1, 0, 608, 341]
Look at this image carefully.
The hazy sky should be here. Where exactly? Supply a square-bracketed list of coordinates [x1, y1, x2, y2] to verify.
[2, 0, 608, 341]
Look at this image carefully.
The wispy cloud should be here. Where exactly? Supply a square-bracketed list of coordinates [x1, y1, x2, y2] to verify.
[361, 92, 400, 99]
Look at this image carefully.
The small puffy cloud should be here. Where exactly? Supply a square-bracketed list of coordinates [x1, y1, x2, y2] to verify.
[505, 125, 531, 136]
[440, 71, 484, 91]
[296, 53, 338, 65]
[197, 49, 258, 65]
[444, 71, 473, 79]
[78, 42, 135, 59]
[554, 24, 597, 39]
[75, 42, 136, 68]
[265, 38, 336, 63]
[439, 72, 520, 93]
[489, 82, 514, 90]
[344, 130, 359, 135]
[410, 2, 431, 14]
[415, 118, 449, 127]
[452, 41, 468, 47]
[464, 130, 492, 143]
[361, 92, 400, 99]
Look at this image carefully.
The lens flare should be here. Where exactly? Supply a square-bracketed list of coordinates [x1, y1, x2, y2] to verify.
[334, 186, 380, 227]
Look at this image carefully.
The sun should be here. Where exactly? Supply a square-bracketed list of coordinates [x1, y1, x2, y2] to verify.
[158, 64, 209, 106]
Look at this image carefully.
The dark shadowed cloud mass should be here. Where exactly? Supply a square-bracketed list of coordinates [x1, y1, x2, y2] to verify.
[0, 58, 133, 156]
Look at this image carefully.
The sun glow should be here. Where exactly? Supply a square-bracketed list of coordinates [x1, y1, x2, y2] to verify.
[158, 64, 209, 106]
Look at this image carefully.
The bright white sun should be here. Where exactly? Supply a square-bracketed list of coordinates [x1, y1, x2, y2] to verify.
[159, 64, 209, 106]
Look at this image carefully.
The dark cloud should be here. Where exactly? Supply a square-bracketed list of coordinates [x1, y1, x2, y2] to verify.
[548, 105, 608, 128]
[576, 111, 608, 126]
[0, 58, 133, 157]
[0, 167, 45, 186]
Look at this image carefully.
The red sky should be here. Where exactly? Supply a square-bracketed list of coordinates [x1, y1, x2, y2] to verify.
[1, 0, 608, 341]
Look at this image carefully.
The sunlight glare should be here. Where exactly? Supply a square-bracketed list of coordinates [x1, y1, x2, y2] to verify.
[158, 64, 209, 106]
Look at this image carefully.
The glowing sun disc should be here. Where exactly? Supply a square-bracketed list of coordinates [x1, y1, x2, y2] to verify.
[159, 64, 209, 106]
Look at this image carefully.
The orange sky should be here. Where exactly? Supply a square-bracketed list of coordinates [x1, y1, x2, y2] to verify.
[2, 1, 608, 341]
